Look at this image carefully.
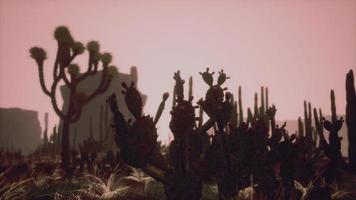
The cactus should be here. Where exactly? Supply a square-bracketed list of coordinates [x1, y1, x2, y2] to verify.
[313, 108, 324, 146]
[229, 101, 238, 129]
[298, 117, 304, 138]
[188, 76, 193, 99]
[304, 101, 313, 145]
[52, 125, 58, 157]
[265, 87, 269, 111]
[346, 70, 356, 170]
[198, 105, 204, 128]
[30, 26, 115, 170]
[43, 113, 49, 152]
[154, 93, 169, 124]
[238, 86, 244, 126]
[320, 90, 345, 183]
[330, 90, 337, 122]
[260, 86, 265, 117]
[254, 93, 259, 120]
[172, 84, 177, 108]
[266, 105, 276, 132]
[247, 107, 253, 125]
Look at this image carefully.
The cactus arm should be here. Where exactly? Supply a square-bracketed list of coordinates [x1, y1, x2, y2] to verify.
[253, 93, 258, 120]
[265, 87, 269, 110]
[154, 93, 169, 124]
[313, 108, 326, 146]
[261, 86, 265, 116]
[198, 105, 203, 128]
[298, 117, 304, 138]
[172, 84, 177, 108]
[200, 118, 215, 134]
[247, 107, 253, 125]
[330, 90, 338, 122]
[188, 76, 193, 98]
[238, 86, 244, 126]
[107, 94, 127, 146]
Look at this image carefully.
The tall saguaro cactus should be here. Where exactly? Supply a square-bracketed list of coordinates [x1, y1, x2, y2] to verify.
[346, 70, 356, 170]
[30, 26, 117, 170]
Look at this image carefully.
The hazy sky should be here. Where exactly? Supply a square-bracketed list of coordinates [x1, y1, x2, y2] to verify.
[0, 0, 355, 142]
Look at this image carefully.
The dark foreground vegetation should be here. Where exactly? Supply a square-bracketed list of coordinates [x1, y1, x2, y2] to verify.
[1, 27, 356, 200]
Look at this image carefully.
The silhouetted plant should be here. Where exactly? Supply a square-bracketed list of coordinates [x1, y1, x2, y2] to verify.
[319, 90, 345, 183]
[29, 26, 117, 171]
[346, 70, 356, 171]
[43, 112, 49, 153]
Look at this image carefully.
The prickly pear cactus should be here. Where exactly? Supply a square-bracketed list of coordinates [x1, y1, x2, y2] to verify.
[108, 82, 158, 168]
[122, 82, 143, 119]
[126, 115, 158, 167]
[169, 100, 196, 139]
[198, 68, 232, 129]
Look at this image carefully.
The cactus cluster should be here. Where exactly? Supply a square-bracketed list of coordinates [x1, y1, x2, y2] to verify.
[108, 69, 304, 199]
[108, 68, 356, 199]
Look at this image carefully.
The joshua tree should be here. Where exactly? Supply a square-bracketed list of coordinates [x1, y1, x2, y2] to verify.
[29, 26, 117, 171]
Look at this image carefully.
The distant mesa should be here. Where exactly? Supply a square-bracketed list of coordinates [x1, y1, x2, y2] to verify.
[0, 108, 42, 154]
[59, 66, 146, 148]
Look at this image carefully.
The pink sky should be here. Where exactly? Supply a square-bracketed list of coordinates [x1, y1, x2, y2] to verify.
[0, 0, 355, 142]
